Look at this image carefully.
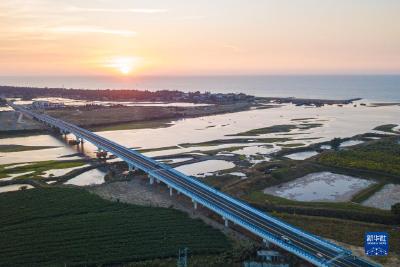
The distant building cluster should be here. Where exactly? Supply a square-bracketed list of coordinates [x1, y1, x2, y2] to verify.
[31, 100, 65, 109]
[0, 86, 255, 105]
[168, 91, 254, 104]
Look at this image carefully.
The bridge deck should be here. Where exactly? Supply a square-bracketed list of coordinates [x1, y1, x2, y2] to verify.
[10, 103, 380, 267]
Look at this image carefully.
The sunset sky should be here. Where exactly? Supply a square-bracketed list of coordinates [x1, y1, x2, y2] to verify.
[1, 0, 399, 76]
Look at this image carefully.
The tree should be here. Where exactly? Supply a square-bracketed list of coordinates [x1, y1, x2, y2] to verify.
[330, 137, 342, 151]
[391, 203, 400, 217]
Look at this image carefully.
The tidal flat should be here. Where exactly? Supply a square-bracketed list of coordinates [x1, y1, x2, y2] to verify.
[1, 101, 399, 201]
[263, 172, 375, 202]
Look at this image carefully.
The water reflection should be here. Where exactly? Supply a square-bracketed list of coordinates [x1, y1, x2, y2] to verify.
[285, 151, 318, 160]
[363, 184, 400, 210]
[175, 160, 235, 177]
[264, 172, 374, 202]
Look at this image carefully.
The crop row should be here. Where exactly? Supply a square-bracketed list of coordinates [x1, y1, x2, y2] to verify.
[0, 188, 231, 266]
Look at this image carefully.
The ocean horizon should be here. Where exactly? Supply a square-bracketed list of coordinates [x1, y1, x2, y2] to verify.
[1, 74, 399, 102]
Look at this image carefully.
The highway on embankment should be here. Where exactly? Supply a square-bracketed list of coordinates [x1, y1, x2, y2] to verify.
[10, 103, 379, 267]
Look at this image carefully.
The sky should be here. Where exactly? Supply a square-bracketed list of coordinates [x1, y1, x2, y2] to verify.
[0, 0, 399, 76]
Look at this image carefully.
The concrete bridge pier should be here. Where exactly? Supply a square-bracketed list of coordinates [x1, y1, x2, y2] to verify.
[222, 217, 229, 227]
[128, 164, 134, 172]
[192, 200, 198, 210]
[262, 239, 271, 248]
[169, 187, 173, 196]
[148, 175, 154, 185]
[17, 112, 24, 123]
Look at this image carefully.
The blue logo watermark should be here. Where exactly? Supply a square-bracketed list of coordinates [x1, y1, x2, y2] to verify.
[365, 232, 389, 256]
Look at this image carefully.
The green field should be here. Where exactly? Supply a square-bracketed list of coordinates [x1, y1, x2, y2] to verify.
[0, 188, 231, 266]
[275, 213, 399, 264]
[90, 119, 173, 132]
[227, 123, 323, 136]
[373, 124, 398, 133]
[317, 137, 400, 177]
[228, 137, 400, 225]
[227, 124, 297, 136]
[0, 144, 58, 152]
[0, 160, 87, 179]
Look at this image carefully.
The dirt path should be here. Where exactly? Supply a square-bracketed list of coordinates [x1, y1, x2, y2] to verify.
[89, 176, 250, 241]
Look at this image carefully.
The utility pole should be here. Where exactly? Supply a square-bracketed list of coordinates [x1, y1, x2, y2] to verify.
[177, 247, 188, 267]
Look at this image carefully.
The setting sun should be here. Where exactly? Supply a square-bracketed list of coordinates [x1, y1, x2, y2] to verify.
[105, 57, 140, 75]
[119, 65, 132, 75]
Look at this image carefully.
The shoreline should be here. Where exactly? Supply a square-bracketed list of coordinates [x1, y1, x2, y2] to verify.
[0, 101, 257, 136]
[0, 92, 365, 137]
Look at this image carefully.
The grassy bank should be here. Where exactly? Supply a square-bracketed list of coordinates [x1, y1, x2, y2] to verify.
[0, 129, 48, 139]
[317, 137, 400, 178]
[0, 160, 87, 179]
[179, 137, 291, 148]
[178, 135, 400, 226]
[275, 213, 399, 264]
[351, 182, 387, 203]
[227, 124, 297, 136]
[0, 144, 58, 153]
[243, 191, 397, 225]
[373, 124, 399, 133]
[90, 119, 173, 132]
[0, 188, 231, 266]
[227, 123, 323, 136]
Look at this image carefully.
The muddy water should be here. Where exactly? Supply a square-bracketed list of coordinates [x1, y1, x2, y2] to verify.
[363, 184, 400, 210]
[174, 160, 235, 177]
[285, 151, 319, 160]
[263, 172, 374, 202]
[1, 102, 399, 178]
[0, 135, 83, 164]
[96, 102, 400, 150]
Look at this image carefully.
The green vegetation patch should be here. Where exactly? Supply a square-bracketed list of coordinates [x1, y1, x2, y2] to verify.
[0, 144, 58, 153]
[276, 143, 305, 148]
[179, 137, 291, 148]
[0, 160, 87, 179]
[138, 146, 180, 153]
[351, 182, 387, 203]
[244, 191, 397, 225]
[227, 123, 323, 137]
[298, 123, 323, 130]
[227, 124, 297, 136]
[373, 124, 399, 133]
[91, 119, 173, 132]
[317, 138, 400, 177]
[291, 118, 316, 121]
[0, 188, 231, 266]
[276, 213, 400, 260]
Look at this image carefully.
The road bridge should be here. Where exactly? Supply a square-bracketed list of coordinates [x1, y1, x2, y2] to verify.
[10, 103, 380, 267]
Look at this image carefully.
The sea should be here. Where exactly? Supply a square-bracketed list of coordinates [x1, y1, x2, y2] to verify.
[0, 75, 399, 102]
